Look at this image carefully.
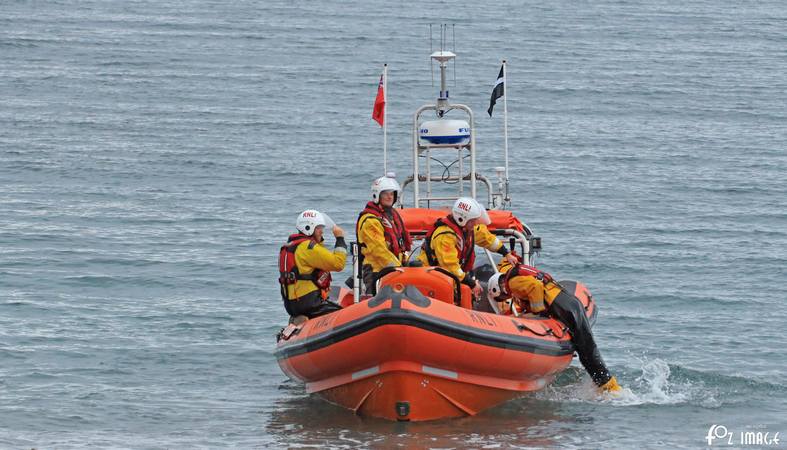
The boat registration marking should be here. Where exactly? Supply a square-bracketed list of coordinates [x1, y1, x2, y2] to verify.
[351, 366, 380, 380]
[422, 365, 459, 379]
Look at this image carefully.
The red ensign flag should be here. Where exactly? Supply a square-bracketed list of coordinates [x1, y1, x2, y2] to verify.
[372, 74, 385, 126]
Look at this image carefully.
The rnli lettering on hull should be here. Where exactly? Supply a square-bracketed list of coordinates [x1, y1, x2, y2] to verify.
[466, 311, 496, 327]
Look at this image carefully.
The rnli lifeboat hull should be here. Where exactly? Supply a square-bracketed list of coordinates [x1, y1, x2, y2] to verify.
[275, 272, 596, 422]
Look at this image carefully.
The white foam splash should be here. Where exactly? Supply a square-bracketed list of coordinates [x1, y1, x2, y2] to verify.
[603, 358, 690, 405]
[536, 358, 719, 407]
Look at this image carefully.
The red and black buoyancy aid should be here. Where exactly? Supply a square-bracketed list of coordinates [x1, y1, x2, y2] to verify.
[423, 215, 475, 273]
[502, 264, 555, 296]
[356, 202, 412, 257]
[278, 233, 332, 300]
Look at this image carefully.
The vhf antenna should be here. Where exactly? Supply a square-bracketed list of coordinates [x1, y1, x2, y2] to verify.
[429, 24, 458, 91]
[452, 24, 456, 88]
[430, 24, 434, 87]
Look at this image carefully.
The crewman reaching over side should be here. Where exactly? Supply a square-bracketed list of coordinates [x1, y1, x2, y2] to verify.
[417, 197, 518, 297]
[356, 176, 412, 295]
[278, 210, 347, 319]
[487, 262, 622, 393]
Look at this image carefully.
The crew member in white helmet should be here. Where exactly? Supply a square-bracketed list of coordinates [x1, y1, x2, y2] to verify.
[278, 210, 346, 318]
[355, 176, 412, 295]
[417, 197, 518, 297]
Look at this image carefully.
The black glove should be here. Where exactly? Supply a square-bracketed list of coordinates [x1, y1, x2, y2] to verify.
[461, 273, 477, 287]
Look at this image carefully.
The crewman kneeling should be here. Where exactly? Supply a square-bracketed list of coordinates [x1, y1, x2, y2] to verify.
[356, 176, 412, 295]
[278, 210, 347, 319]
[417, 197, 518, 298]
[487, 263, 622, 393]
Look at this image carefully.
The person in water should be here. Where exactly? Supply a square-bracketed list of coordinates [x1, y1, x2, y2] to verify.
[418, 197, 518, 297]
[355, 176, 412, 295]
[487, 262, 622, 392]
[278, 210, 346, 319]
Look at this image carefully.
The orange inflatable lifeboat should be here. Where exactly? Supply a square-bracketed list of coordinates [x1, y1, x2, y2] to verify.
[275, 266, 597, 422]
[276, 50, 600, 421]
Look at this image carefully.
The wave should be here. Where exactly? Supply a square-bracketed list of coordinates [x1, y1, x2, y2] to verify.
[533, 358, 785, 408]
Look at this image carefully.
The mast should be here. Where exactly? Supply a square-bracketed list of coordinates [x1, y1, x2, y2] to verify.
[383, 64, 388, 174]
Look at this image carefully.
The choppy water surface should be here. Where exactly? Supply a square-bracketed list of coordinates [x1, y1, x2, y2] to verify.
[1, 0, 786, 448]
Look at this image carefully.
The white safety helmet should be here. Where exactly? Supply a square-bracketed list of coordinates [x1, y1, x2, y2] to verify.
[371, 176, 401, 203]
[451, 197, 491, 227]
[296, 209, 326, 236]
[486, 273, 508, 303]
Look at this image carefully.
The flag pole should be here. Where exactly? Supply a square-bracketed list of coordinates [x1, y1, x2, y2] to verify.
[383, 63, 388, 175]
[502, 60, 510, 203]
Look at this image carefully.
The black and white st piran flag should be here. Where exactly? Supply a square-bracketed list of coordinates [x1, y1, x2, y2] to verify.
[487, 65, 504, 117]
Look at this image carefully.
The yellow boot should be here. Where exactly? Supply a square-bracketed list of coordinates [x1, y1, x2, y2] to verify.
[599, 376, 621, 393]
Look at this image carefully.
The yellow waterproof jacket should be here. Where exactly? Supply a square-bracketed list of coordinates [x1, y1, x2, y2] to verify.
[357, 212, 405, 272]
[286, 240, 347, 300]
[498, 261, 562, 313]
[418, 223, 505, 280]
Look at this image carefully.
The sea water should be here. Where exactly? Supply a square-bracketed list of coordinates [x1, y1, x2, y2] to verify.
[1, 0, 786, 448]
